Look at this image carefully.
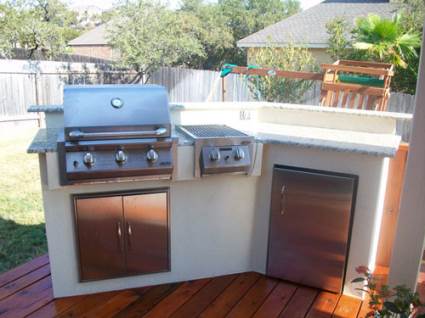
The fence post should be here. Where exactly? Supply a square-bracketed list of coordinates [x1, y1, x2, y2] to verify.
[34, 72, 42, 128]
[221, 76, 226, 102]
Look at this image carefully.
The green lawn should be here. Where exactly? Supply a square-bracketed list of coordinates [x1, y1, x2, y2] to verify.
[0, 127, 47, 273]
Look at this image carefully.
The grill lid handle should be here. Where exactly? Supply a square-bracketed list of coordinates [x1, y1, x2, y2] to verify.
[68, 127, 168, 140]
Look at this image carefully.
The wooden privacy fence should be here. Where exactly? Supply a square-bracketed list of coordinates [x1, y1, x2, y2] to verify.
[0, 60, 134, 119]
[0, 60, 415, 140]
[0, 61, 252, 119]
[149, 67, 252, 103]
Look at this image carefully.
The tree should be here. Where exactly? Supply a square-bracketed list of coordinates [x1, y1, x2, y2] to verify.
[107, 0, 205, 83]
[353, 14, 421, 69]
[248, 0, 300, 32]
[326, 17, 351, 60]
[0, 3, 20, 58]
[248, 43, 318, 103]
[179, 0, 234, 69]
[353, 14, 421, 94]
[394, 0, 425, 33]
[326, 13, 422, 94]
[0, 0, 81, 59]
[218, 0, 301, 66]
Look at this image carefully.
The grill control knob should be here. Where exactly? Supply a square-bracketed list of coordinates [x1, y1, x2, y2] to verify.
[83, 152, 95, 166]
[115, 150, 127, 164]
[209, 148, 221, 162]
[146, 149, 159, 163]
[234, 147, 245, 161]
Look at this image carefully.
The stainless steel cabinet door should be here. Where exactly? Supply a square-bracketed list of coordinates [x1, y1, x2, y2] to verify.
[75, 196, 126, 281]
[123, 191, 170, 274]
[267, 167, 356, 293]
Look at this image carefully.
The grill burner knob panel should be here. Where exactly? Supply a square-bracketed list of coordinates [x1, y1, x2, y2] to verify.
[146, 149, 159, 163]
[115, 150, 128, 164]
[234, 147, 245, 161]
[209, 148, 221, 162]
[83, 152, 95, 167]
[200, 145, 251, 176]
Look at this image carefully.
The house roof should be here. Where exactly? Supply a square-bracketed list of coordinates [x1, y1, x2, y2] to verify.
[237, 0, 398, 49]
[69, 24, 108, 46]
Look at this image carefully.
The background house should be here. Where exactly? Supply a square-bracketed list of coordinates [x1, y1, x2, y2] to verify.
[68, 24, 116, 60]
[237, 0, 397, 64]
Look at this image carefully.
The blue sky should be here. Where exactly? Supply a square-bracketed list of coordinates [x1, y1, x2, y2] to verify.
[66, 0, 324, 10]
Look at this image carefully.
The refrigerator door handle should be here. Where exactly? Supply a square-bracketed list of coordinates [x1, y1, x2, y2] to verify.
[280, 185, 286, 215]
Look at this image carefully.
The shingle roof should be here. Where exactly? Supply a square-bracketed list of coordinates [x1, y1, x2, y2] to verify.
[237, 0, 398, 48]
[69, 24, 108, 46]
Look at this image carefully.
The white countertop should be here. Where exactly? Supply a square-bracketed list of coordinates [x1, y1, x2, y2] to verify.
[231, 122, 401, 157]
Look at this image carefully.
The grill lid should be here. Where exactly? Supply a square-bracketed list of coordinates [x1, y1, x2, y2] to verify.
[63, 85, 171, 140]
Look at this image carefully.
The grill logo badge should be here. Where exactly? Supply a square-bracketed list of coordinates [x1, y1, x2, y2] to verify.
[111, 97, 124, 109]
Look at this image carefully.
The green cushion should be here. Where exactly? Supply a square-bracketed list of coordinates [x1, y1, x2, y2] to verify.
[338, 74, 385, 87]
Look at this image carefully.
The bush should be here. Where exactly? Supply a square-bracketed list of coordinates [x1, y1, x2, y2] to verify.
[248, 44, 319, 103]
[326, 14, 422, 94]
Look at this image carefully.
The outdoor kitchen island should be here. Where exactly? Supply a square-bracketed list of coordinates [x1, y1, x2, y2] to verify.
[28, 88, 411, 299]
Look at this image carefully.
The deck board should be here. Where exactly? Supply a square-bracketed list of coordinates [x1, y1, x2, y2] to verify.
[0, 275, 53, 318]
[279, 286, 318, 318]
[332, 295, 362, 318]
[226, 276, 278, 318]
[55, 291, 118, 318]
[0, 255, 49, 289]
[0, 264, 50, 301]
[306, 291, 340, 318]
[143, 278, 211, 318]
[170, 274, 237, 318]
[200, 272, 261, 318]
[80, 290, 141, 318]
[114, 283, 180, 318]
[26, 294, 85, 318]
[252, 281, 297, 318]
[0, 255, 370, 318]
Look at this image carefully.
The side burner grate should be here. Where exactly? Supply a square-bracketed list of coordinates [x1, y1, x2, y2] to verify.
[179, 125, 248, 138]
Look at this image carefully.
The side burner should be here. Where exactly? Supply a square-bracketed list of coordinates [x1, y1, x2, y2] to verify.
[178, 125, 254, 177]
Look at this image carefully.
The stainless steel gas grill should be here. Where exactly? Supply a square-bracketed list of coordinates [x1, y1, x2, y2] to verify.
[178, 124, 254, 177]
[58, 85, 175, 185]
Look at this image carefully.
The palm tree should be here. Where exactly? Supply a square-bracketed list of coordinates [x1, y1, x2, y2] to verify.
[353, 14, 421, 69]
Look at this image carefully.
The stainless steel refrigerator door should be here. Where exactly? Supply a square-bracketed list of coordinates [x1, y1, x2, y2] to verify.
[267, 166, 357, 293]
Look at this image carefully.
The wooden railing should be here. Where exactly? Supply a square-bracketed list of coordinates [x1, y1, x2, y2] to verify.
[320, 60, 394, 111]
[221, 60, 394, 111]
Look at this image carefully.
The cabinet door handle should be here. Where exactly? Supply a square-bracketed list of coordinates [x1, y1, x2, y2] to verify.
[127, 223, 132, 249]
[280, 185, 286, 215]
[117, 221, 123, 252]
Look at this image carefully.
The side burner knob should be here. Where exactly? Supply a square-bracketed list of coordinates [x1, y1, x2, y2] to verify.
[83, 152, 95, 167]
[146, 149, 159, 163]
[209, 148, 221, 162]
[115, 150, 127, 164]
[234, 147, 245, 161]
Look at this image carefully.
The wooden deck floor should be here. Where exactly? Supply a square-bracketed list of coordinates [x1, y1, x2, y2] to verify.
[0, 254, 372, 318]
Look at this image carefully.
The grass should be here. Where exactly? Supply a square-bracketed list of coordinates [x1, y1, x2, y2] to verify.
[0, 127, 47, 273]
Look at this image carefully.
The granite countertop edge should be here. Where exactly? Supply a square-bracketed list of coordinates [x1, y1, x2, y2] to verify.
[27, 128, 399, 157]
[28, 105, 64, 113]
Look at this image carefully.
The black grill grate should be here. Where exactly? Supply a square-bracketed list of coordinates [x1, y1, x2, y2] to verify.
[180, 125, 248, 138]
